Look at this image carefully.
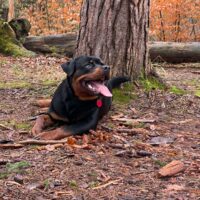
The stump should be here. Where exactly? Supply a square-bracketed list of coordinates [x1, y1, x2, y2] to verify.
[0, 19, 35, 57]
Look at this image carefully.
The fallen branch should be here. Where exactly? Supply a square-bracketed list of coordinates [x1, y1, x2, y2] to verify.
[112, 117, 156, 124]
[101, 125, 113, 132]
[37, 143, 64, 151]
[132, 170, 155, 175]
[0, 124, 14, 131]
[54, 191, 74, 197]
[0, 139, 69, 148]
[18, 139, 68, 145]
[92, 178, 122, 190]
[0, 143, 24, 149]
[116, 128, 149, 135]
[170, 119, 193, 125]
[191, 70, 200, 74]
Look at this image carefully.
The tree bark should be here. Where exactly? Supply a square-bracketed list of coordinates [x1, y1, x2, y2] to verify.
[75, 0, 150, 79]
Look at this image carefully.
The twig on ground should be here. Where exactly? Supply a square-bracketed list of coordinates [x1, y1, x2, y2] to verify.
[18, 139, 68, 145]
[54, 191, 74, 196]
[0, 144, 24, 149]
[92, 178, 122, 190]
[170, 119, 193, 124]
[112, 117, 156, 123]
[101, 125, 113, 132]
[0, 124, 14, 131]
[191, 71, 200, 74]
[116, 128, 149, 135]
[131, 170, 155, 175]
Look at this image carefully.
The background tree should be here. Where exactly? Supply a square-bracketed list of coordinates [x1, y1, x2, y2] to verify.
[8, 0, 15, 21]
[75, 0, 150, 78]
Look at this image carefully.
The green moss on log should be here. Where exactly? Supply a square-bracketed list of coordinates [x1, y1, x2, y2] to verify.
[0, 20, 35, 57]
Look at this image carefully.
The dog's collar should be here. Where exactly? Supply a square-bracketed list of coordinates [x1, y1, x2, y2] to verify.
[96, 99, 102, 108]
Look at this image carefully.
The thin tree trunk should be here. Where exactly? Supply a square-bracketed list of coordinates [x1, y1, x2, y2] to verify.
[8, 0, 15, 21]
[75, 0, 150, 79]
[159, 10, 165, 41]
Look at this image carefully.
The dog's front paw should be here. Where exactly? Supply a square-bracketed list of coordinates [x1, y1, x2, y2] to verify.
[32, 124, 42, 136]
[35, 131, 57, 140]
[35, 128, 71, 140]
[31, 116, 45, 136]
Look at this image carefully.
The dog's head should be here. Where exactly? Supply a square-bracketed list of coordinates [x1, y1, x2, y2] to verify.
[61, 56, 112, 100]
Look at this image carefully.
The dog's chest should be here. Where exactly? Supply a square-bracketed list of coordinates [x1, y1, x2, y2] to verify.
[66, 99, 97, 121]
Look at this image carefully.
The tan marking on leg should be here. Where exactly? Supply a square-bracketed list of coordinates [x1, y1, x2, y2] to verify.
[37, 127, 72, 140]
[32, 115, 54, 135]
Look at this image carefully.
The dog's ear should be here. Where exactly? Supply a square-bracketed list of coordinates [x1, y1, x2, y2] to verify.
[61, 60, 75, 76]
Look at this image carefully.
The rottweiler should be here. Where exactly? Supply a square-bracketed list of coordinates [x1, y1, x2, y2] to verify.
[32, 56, 130, 140]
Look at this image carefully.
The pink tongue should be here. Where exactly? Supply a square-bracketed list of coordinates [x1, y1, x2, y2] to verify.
[91, 82, 112, 97]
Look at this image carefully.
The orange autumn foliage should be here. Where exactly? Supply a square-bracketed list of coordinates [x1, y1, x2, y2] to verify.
[19, 0, 82, 35]
[19, 0, 200, 42]
[150, 0, 200, 41]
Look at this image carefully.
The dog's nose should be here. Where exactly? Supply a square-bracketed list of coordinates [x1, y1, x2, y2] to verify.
[103, 65, 110, 71]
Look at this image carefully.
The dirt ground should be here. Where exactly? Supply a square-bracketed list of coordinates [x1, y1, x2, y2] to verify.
[0, 54, 199, 200]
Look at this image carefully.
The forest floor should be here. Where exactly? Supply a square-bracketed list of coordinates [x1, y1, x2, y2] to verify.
[0, 54, 199, 200]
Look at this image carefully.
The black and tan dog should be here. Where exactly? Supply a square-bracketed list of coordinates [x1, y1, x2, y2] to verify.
[32, 56, 129, 140]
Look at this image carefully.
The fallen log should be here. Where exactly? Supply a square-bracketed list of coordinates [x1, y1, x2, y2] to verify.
[23, 33, 76, 57]
[24, 34, 200, 63]
[149, 42, 200, 63]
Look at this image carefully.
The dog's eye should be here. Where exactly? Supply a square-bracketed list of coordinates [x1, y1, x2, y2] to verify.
[85, 64, 93, 69]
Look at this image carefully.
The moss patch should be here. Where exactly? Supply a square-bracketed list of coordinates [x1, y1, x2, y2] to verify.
[0, 81, 32, 89]
[0, 172, 9, 179]
[1, 120, 31, 131]
[42, 79, 59, 87]
[69, 180, 78, 188]
[153, 159, 167, 167]
[140, 76, 166, 92]
[194, 90, 200, 97]
[6, 161, 30, 173]
[15, 122, 31, 131]
[0, 161, 30, 179]
[169, 86, 186, 95]
[0, 21, 35, 57]
[113, 83, 136, 105]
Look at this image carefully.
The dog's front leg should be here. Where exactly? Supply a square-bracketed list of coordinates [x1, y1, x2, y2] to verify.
[32, 114, 54, 135]
[36, 111, 99, 140]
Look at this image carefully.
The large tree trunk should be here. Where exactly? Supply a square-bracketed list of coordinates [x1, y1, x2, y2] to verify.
[75, 0, 150, 79]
